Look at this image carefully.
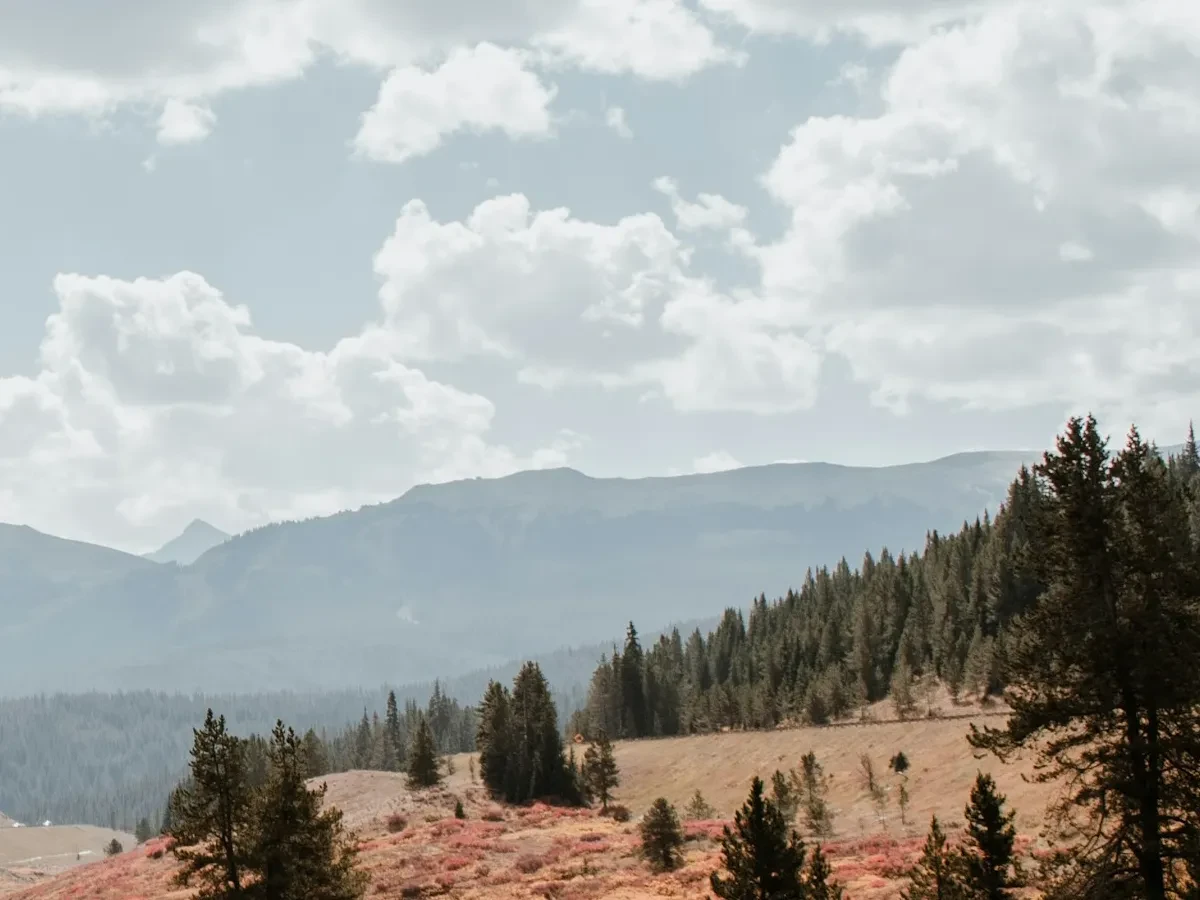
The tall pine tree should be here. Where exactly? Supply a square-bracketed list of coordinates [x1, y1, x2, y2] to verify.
[249, 721, 367, 900]
[169, 710, 254, 899]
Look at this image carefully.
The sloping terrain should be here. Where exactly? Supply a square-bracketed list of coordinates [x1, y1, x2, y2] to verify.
[144, 520, 230, 566]
[3, 707, 1055, 899]
[0, 451, 1034, 695]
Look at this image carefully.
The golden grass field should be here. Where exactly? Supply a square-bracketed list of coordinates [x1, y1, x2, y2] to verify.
[1, 696, 1059, 899]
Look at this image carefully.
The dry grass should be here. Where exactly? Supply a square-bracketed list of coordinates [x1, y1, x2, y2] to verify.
[3, 702, 1061, 899]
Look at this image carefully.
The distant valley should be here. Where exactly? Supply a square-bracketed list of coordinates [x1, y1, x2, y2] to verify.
[0, 451, 1037, 696]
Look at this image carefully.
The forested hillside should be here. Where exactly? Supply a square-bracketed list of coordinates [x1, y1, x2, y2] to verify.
[570, 430, 1200, 739]
[0, 622, 698, 827]
[0, 451, 1031, 694]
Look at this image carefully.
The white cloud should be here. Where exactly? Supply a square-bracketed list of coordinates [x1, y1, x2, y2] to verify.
[531, 0, 744, 80]
[738, 0, 1200, 433]
[693, 450, 742, 473]
[653, 176, 749, 232]
[353, 44, 557, 164]
[605, 105, 633, 138]
[0, 0, 736, 141]
[0, 270, 581, 551]
[156, 98, 217, 145]
[371, 193, 821, 414]
[696, 0, 1008, 45]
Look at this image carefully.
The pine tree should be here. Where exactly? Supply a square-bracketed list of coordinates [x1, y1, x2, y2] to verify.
[476, 681, 512, 798]
[772, 768, 800, 823]
[891, 653, 917, 719]
[249, 721, 367, 900]
[406, 716, 442, 789]
[169, 709, 254, 899]
[502, 662, 580, 804]
[903, 816, 966, 900]
[104, 838, 123, 857]
[970, 419, 1200, 900]
[581, 730, 619, 811]
[710, 776, 808, 900]
[799, 751, 834, 839]
[639, 797, 685, 873]
[1182, 421, 1200, 480]
[353, 710, 371, 770]
[805, 844, 843, 900]
[135, 816, 153, 843]
[684, 789, 716, 821]
[301, 728, 328, 779]
[959, 773, 1017, 900]
[384, 691, 404, 770]
[621, 623, 648, 737]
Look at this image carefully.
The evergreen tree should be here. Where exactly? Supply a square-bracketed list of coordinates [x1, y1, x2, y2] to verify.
[301, 728, 328, 779]
[710, 776, 808, 900]
[970, 419, 1200, 900]
[684, 789, 717, 820]
[406, 716, 442, 789]
[384, 691, 404, 770]
[581, 730, 620, 811]
[352, 710, 371, 770]
[248, 721, 367, 900]
[639, 797, 685, 873]
[135, 816, 153, 843]
[475, 681, 512, 798]
[169, 709, 255, 899]
[805, 844, 843, 900]
[772, 768, 800, 823]
[799, 752, 834, 838]
[621, 623, 648, 737]
[903, 816, 966, 900]
[104, 838, 123, 856]
[959, 773, 1017, 900]
[493, 662, 580, 804]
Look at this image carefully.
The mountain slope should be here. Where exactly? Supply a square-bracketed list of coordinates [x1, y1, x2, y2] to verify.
[0, 450, 1036, 695]
[145, 519, 230, 565]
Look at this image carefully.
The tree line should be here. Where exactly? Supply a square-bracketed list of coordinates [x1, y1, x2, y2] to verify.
[573, 425, 1200, 742]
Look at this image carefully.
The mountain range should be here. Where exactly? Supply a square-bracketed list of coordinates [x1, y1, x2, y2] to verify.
[0, 451, 1040, 696]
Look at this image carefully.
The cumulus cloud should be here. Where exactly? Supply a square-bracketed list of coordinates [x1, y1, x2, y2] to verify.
[653, 176, 748, 232]
[738, 0, 1200, 433]
[156, 99, 217, 145]
[0, 270, 581, 551]
[353, 44, 557, 163]
[0, 0, 736, 142]
[370, 193, 821, 414]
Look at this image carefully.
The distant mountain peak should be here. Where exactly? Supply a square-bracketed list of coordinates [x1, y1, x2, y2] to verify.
[146, 519, 230, 566]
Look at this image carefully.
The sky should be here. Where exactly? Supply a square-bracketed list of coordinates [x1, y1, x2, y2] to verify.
[1, 0, 1198, 553]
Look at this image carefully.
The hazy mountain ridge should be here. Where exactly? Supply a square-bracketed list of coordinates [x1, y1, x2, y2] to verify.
[0, 451, 1039, 696]
[144, 519, 230, 565]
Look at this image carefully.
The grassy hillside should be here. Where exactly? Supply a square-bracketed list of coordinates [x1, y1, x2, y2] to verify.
[1, 708, 1052, 900]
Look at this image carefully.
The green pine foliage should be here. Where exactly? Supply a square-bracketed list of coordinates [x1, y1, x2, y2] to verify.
[684, 789, 717, 821]
[805, 844, 843, 900]
[970, 418, 1200, 900]
[169, 709, 256, 899]
[903, 816, 967, 900]
[406, 716, 442, 789]
[134, 816, 154, 843]
[250, 721, 367, 900]
[959, 773, 1017, 899]
[474, 662, 582, 805]
[581, 730, 620, 811]
[580, 464, 1054, 737]
[710, 775, 808, 900]
[168, 712, 367, 900]
[639, 797, 685, 873]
